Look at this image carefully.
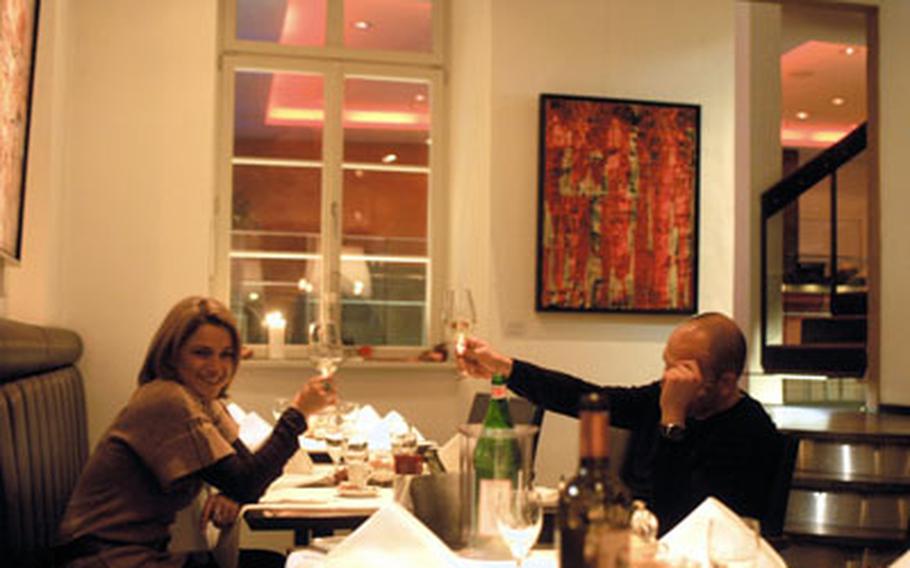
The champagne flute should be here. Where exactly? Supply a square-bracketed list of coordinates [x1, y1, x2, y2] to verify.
[308, 321, 344, 378]
[495, 486, 543, 568]
[442, 288, 476, 357]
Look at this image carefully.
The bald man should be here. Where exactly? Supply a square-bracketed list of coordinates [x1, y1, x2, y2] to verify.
[459, 312, 781, 533]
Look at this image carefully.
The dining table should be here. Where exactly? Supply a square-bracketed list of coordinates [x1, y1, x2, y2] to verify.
[243, 466, 559, 547]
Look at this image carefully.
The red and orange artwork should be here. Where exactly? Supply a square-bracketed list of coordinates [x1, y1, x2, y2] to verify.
[0, 0, 40, 261]
[537, 95, 699, 313]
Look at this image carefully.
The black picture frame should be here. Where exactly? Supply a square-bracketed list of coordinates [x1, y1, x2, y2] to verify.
[536, 93, 700, 314]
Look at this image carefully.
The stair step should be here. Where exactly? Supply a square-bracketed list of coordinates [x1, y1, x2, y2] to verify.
[784, 522, 908, 549]
[792, 474, 910, 494]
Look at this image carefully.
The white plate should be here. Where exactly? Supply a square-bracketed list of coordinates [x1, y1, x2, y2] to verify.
[337, 484, 379, 498]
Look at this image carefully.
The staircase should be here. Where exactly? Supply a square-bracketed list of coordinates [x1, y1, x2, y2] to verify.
[760, 123, 869, 378]
[770, 407, 910, 567]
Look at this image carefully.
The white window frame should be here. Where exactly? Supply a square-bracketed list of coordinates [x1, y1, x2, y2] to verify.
[213, 1, 448, 357]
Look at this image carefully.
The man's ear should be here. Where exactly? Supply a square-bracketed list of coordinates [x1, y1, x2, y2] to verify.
[719, 371, 739, 392]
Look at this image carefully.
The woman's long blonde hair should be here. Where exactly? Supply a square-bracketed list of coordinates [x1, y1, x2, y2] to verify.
[138, 296, 241, 385]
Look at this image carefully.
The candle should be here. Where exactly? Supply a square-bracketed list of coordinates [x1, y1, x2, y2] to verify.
[264, 311, 287, 359]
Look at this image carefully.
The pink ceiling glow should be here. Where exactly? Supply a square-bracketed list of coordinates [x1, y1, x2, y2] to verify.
[781, 41, 866, 148]
[264, 0, 431, 130]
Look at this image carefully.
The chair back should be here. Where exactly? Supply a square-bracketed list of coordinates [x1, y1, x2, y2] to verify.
[762, 432, 800, 537]
[467, 393, 545, 466]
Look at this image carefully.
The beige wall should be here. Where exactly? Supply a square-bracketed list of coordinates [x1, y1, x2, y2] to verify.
[879, 0, 910, 406]
[450, 0, 737, 484]
[7, 0, 220, 440]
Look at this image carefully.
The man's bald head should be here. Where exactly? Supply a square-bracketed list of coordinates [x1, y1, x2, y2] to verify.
[685, 312, 747, 380]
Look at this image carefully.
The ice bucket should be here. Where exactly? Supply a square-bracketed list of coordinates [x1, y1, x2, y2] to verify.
[457, 423, 539, 559]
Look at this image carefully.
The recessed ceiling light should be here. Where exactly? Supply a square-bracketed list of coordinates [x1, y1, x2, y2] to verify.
[414, 93, 427, 103]
[381, 153, 398, 164]
[831, 97, 846, 106]
[796, 111, 810, 120]
[248, 292, 260, 301]
[844, 46, 856, 56]
[352, 20, 373, 31]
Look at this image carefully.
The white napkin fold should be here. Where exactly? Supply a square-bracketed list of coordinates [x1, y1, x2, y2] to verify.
[437, 433, 463, 473]
[325, 503, 460, 568]
[237, 410, 273, 452]
[660, 497, 786, 568]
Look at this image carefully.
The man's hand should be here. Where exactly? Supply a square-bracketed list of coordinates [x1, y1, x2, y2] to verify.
[457, 337, 513, 379]
[660, 359, 703, 425]
[200, 492, 240, 531]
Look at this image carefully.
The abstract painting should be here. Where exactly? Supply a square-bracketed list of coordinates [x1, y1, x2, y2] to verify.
[0, 0, 40, 261]
[537, 94, 699, 313]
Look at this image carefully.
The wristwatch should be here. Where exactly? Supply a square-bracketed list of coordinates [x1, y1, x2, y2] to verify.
[659, 423, 686, 442]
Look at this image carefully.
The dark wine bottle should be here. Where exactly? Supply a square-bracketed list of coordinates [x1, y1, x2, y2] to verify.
[557, 392, 631, 568]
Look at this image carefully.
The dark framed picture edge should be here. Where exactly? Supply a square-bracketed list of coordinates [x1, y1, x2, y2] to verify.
[0, 0, 42, 264]
[535, 92, 701, 315]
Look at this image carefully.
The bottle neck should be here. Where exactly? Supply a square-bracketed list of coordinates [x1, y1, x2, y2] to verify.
[578, 408, 610, 465]
[491, 374, 507, 400]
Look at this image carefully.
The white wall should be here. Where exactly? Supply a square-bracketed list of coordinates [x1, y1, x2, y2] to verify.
[450, 0, 737, 485]
[8, 0, 220, 441]
[879, 0, 910, 406]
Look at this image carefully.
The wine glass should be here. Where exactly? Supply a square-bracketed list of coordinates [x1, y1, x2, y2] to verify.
[308, 321, 344, 378]
[442, 288, 476, 357]
[495, 486, 543, 568]
[707, 516, 760, 568]
[324, 428, 347, 476]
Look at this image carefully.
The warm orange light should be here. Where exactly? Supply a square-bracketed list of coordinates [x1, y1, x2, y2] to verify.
[266, 107, 427, 128]
[269, 107, 325, 122]
[346, 110, 421, 125]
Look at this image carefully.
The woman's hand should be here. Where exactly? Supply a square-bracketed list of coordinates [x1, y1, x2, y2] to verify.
[200, 492, 240, 531]
[292, 374, 338, 416]
[457, 337, 513, 379]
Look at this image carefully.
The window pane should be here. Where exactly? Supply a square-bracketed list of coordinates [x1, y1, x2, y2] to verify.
[341, 76, 430, 345]
[344, 0, 433, 53]
[236, 0, 326, 47]
[341, 259, 427, 346]
[235, 70, 324, 160]
[231, 258, 321, 345]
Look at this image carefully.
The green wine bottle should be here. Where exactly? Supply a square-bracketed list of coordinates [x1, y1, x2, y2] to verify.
[473, 373, 521, 539]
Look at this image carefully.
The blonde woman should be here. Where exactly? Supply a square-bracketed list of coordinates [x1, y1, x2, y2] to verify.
[56, 297, 335, 567]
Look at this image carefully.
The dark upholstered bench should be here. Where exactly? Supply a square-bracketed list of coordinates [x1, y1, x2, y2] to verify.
[0, 318, 86, 567]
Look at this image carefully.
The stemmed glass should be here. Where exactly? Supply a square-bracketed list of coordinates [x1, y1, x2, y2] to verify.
[308, 321, 344, 378]
[442, 288, 476, 357]
[495, 486, 543, 568]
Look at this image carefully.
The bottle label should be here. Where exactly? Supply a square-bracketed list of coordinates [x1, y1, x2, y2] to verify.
[491, 384, 507, 399]
[476, 478, 511, 536]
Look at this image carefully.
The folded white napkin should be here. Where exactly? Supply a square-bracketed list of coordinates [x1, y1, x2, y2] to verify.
[237, 410, 273, 452]
[283, 448, 314, 474]
[437, 433, 463, 473]
[890, 549, 910, 567]
[660, 497, 786, 568]
[325, 503, 460, 568]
